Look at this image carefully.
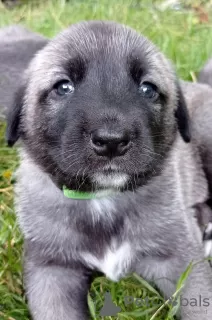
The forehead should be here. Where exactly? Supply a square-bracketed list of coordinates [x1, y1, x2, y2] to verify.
[27, 21, 176, 95]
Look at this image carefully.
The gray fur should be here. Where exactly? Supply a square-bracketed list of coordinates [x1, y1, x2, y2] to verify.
[181, 80, 212, 258]
[6, 21, 212, 319]
[198, 58, 212, 86]
[0, 25, 48, 120]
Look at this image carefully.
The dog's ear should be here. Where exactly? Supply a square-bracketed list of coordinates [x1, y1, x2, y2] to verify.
[175, 82, 191, 143]
[6, 84, 26, 147]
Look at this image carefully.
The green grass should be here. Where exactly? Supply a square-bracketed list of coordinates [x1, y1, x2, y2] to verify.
[1, 0, 212, 319]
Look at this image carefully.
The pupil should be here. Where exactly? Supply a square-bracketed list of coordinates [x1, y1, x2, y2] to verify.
[139, 82, 158, 100]
[55, 81, 74, 96]
[63, 84, 69, 91]
[59, 83, 73, 94]
[143, 85, 152, 95]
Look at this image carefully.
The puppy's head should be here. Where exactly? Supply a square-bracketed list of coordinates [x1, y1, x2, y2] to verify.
[7, 21, 190, 191]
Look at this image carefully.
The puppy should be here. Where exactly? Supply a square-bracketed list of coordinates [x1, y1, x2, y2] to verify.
[0, 25, 47, 120]
[180, 80, 212, 258]
[6, 21, 212, 320]
[192, 56, 212, 250]
[198, 58, 212, 87]
[192, 57, 212, 256]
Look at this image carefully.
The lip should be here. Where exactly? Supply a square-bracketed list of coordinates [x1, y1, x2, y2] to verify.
[102, 168, 120, 174]
[102, 164, 120, 173]
[92, 171, 129, 189]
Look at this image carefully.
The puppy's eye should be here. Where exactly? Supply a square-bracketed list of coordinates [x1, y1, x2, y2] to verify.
[54, 81, 74, 96]
[139, 82, 159, 100]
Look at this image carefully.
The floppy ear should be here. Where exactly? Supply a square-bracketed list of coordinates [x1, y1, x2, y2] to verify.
[175, 82, 191, 143]
[6, 85, 26, 147]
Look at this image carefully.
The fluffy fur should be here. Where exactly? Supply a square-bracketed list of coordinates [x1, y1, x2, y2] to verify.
[198, 58, 212, 87]
[6, 21, 212, 320]
[0, 25, 47, 120]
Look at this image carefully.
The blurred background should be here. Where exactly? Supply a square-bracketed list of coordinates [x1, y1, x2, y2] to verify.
[1, 1, 212, 320]
[1, 0, 212, 79]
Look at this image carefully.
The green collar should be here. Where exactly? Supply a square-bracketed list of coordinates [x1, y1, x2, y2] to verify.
[63, 186, 115, 200]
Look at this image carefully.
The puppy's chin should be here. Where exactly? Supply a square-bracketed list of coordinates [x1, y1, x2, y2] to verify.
[92, 172, 129, 190]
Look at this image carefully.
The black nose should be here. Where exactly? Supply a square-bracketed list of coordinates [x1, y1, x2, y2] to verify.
[91, 129, 131, 157]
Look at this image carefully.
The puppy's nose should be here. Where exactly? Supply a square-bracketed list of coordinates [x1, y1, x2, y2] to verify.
[91, 129, 131, 157]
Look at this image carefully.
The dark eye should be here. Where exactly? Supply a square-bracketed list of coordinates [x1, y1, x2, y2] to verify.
[139, 82, 159, 100]
[54, 81, 74, 96]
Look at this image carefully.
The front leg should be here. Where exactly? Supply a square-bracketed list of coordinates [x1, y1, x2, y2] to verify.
[139, 241, 212, 319]
[180, 259, 212, 320]
[24, 258, 91, 320]
[155, 250, 212, 319]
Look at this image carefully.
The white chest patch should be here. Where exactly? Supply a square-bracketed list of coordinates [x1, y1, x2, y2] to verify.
[81, 241, 132, 281]
[90, 197, 115, 222]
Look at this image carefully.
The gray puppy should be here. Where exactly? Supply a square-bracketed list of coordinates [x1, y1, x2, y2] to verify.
[0, 25, 47, 120]
[180, 80, 212, 256]
[198, 58, 212, 87]
[194, 57, 212, 250]
[6, 21, 212, 320]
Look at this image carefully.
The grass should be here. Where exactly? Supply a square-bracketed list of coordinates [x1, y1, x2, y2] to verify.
[0, 0, 212, 319]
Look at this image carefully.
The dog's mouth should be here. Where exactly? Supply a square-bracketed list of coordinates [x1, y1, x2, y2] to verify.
[92, 171, 129, 189]
[60, 158, 155, 193]
[91, 164, 129, 190]
[61, 163, 131, 194]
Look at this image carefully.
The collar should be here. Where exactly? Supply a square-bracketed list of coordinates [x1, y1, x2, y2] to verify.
[63, 186, 116, 200]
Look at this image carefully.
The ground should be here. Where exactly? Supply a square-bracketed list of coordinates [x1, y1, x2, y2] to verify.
[0, 0, 212, 319]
